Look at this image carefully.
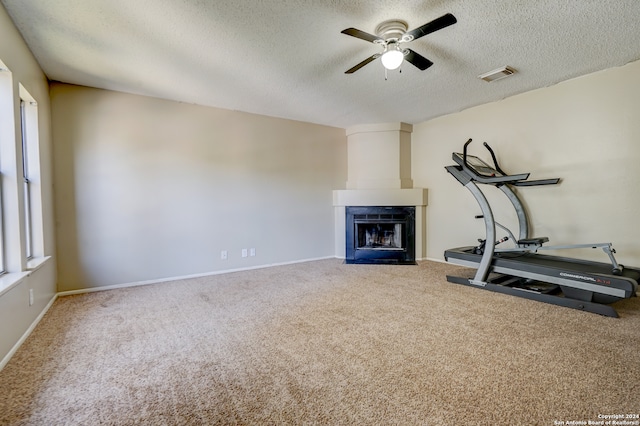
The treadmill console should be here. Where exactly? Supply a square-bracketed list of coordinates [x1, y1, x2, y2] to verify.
[448, 139, 559, 186]
[453, 152, 502, 178]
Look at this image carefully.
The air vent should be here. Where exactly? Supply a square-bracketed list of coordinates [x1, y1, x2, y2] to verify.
[478, 66, 516, 82]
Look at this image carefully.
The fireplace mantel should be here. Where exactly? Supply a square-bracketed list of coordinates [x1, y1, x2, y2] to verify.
[333, 188, 427, 207]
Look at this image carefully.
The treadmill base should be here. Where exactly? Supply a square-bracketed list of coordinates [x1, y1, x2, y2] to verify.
[446, 274, 619, 318]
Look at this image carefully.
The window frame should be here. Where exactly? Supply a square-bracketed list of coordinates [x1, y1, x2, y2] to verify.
[18, 83, 44, 265]
[0, 60, 10, 275]
[19, 99, 33, 260]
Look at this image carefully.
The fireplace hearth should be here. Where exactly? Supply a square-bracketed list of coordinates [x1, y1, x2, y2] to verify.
[345, 206, 415, 264]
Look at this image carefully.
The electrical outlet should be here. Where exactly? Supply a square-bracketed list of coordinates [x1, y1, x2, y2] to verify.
[241, 249, 248, 258]
[250, 248, 256, 257]
[220, 250, 228, 260]
[29, 289, 34, 306]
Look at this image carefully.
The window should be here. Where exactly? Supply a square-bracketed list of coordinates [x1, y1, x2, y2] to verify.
[0, 60, 10, 274]
[18, 84, 42, 263]
[0, 145, 4, 274]
[0, 149, 4, 274]
[20, 100, 32, 259]
[0, 62, 45, 281]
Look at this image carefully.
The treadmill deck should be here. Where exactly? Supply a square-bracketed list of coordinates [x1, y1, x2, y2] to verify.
[445, 246, 639, 298]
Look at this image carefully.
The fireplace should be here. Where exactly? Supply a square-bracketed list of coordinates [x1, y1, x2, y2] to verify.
[333, 122, 427, 261]
[345, 206, 416, 264]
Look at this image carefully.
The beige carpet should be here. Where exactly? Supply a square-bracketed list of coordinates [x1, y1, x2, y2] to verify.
[1, 259, 639, 425]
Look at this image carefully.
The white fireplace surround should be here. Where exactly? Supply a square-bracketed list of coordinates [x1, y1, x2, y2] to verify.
[333, 122, 428, 260]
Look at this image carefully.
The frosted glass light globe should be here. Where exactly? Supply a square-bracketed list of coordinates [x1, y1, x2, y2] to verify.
[381, 48, 404, 70]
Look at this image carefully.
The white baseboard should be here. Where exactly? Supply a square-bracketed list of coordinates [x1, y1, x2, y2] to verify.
[0, 293, 58, 371]
[57, 256, 337, 297]
[424, 257, 448, 263]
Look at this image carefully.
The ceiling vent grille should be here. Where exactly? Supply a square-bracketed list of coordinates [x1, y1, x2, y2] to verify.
[478, 66, 516, 82]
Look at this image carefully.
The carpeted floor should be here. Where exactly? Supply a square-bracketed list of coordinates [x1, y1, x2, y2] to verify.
[1, 259, 639, 425]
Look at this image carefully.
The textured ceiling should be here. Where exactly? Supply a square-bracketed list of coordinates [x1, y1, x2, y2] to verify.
[2, 0, 640, 129]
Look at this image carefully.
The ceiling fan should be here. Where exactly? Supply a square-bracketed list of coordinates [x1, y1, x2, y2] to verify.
[341, 13, 457, 74]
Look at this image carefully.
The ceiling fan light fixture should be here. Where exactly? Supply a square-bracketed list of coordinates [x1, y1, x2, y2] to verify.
[381, 46, 404, 70]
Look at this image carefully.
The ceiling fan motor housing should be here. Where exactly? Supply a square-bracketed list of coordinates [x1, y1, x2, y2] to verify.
[374, 19, 410, 43]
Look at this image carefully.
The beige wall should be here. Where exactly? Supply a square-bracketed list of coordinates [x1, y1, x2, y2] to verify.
[413, 59, 640, 266]
[0, 6, 57, 366]
[50, 84, 347, 291]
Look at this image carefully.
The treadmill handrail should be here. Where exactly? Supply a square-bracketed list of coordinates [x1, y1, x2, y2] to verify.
[483, 141, 560, 186]
[455, 139, 530, 184]
[482, 141, 508, 176]
[512, 178, 561, 186]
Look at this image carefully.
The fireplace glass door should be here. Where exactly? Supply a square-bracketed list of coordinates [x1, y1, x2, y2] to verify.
[357, 223, 403, 251]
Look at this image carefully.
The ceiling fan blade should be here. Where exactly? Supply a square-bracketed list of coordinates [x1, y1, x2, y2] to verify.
[345, 54, 379, 74]
[406, 13, 457, 40]
[341, 28, 383, 43]
[404, 49, 434, 71]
